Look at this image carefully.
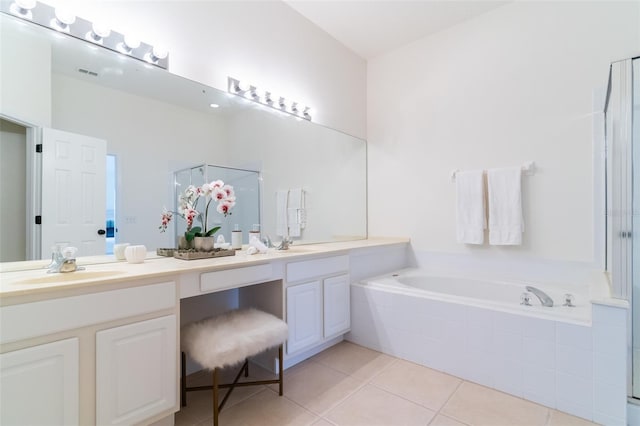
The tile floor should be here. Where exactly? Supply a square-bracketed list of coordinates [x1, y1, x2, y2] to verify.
[175, 341, 599, 426]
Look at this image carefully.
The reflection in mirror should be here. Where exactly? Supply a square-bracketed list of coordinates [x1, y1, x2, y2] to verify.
[0, 12, 367, 266]
[172, 164, 260, 246]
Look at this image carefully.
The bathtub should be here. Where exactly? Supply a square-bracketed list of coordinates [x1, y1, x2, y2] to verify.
[347, 268, 601, 419]
[361, 268, 592, 324]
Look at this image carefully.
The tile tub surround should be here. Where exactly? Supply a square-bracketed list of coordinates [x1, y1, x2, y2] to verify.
[175, 341, 598, 426]
[348, 282, 629, 424]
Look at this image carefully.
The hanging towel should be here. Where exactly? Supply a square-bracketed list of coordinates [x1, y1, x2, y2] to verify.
[487, 167, 523, 245]
[455, 170, 486, 244]
[287, 188, 304, 237]
[276, 190, 289, 237]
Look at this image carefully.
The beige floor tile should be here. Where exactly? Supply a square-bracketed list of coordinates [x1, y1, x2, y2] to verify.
[312, 341, 396, 381]
[312, 418, 338, 426]
[326, 384, 436, 426]
[211, 388, 318, 426]
[181, 363, 274, 421]
[371, 359, 461, 411]
[271, 360, 363, 415]
[441, 382, 549, 426]
[429, 414, 469, 426]
[548, 410, 600, 426]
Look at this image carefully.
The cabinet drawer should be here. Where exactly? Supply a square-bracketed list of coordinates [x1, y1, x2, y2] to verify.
[200, 264, 273, 293]
[0, 281, 176, 344]
[286, 255, 349, 283]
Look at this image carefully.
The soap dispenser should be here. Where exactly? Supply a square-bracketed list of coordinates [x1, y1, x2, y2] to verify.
[249, 224, 261, 241]
[231, 224, 243, 250]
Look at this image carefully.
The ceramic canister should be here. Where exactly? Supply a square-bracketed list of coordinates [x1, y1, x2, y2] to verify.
[124, 245, 147, 263]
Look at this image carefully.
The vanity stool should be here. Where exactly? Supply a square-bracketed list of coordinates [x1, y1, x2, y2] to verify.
[180, 308, 289, 425]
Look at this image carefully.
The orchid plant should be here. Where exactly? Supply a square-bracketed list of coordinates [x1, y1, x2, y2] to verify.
[160, 180, 236, 243]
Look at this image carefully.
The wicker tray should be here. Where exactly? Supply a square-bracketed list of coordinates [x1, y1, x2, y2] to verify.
[173, 249, 236, 260]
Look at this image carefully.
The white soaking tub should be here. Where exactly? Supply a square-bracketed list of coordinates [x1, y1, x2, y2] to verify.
[348, 268, 605, 421]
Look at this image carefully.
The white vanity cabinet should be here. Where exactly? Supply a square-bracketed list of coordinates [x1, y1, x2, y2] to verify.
[285, 255, 351, 356]
[96, 315, 177, 426]
[0, 338, 79, 425]
[0, 279, 179, 426]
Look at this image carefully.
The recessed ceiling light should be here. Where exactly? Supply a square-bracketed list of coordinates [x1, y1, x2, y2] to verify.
[210, 103, 220, 108]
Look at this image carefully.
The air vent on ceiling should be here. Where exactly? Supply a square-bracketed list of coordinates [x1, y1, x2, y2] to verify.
[77, 68, 99, 77]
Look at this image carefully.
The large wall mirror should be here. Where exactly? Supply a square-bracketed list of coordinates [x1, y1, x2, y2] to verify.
[0, 12, 367, 264]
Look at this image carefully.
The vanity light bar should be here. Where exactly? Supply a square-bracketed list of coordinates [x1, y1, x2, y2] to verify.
[227, 77, 312, 121]
[1, 1, 169, 69]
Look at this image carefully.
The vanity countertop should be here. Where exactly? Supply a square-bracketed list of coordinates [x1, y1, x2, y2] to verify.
[0, 237, 409, 299]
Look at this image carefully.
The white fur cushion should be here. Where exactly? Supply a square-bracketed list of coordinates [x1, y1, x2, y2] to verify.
[182, 308, 289, 370]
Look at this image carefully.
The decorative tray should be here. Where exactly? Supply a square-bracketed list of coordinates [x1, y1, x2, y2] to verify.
[173, 249, 236, 260]
[156, 248, 176, 257]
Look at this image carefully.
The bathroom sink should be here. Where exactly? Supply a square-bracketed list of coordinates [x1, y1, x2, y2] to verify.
[17, 270, 125, 285]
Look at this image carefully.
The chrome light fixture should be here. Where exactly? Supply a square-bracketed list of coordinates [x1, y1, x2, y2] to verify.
[0, 1, 169, 69]
[228, 77, 313, 121]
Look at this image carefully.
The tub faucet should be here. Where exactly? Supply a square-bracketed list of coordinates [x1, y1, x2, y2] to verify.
[525, 286, 554, 307]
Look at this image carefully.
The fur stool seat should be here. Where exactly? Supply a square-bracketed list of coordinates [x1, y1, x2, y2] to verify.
[180, 308, 288, 425]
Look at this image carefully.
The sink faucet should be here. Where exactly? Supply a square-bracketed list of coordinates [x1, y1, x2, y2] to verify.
[261, 235, 274, 248]
[46, 245, 83, 273]
[525, 286, 554, 307]
[276, 236, 293, 250]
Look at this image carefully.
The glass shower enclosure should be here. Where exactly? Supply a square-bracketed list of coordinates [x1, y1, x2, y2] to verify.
[173, 164, 261, 247]
[604, 56, 639, 402]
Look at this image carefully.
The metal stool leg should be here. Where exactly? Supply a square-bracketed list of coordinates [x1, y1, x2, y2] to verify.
[213, 367, 220, 426]
[181, 352, 187, 407]
[278, 345, 284, 396]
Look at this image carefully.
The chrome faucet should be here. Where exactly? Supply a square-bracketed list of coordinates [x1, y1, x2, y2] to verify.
[261, 235, 274, 248]
[46, 245, 83, 273]
[525, 286, 554, 307]
[276, 236, 293, 250]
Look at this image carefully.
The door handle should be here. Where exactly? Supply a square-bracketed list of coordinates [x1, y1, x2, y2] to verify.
[97, 229, 106, 235]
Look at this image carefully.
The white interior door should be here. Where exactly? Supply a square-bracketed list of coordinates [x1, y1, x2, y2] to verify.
[41, 128, 107, 258]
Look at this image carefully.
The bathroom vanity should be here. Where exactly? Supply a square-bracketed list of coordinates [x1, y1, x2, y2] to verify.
[0, 238, 409, 425]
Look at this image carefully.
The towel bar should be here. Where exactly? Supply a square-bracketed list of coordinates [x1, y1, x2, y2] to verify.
[450, 161, 535, 182]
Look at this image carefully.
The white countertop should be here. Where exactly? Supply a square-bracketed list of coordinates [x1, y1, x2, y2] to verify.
[0, 238, 409, 299]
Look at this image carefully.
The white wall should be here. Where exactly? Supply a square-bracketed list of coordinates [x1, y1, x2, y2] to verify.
[43, 0, 367, 140]
[0, 120, 27, 261]
[0, 21, 51, 126]
[367, 1, 640, 266]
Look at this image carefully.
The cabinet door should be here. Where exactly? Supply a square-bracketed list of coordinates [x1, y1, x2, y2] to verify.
[286, 280, 322, 354]
[96, 315, 177, 425]
[1, 338, 79, 425]
[323, 274, 351, 338]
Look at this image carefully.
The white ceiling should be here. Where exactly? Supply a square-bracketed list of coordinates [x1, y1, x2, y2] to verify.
[284, 0, 510, 60]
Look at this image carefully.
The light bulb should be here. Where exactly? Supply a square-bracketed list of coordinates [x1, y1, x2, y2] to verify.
[124, 34, 140, 49]
[264, 92, 276, 104]
[51, 8, 75, 31]
[144, 45, 168, 63]
[87, 22, 111, 43]
[119, 34, 141, 54]
[10, 0, 36, 19]
[237, 81, 250, 92]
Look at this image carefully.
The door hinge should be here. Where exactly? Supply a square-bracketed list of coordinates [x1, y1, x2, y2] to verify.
[36, 144, 43, 153]
[35, 215, 42, 225]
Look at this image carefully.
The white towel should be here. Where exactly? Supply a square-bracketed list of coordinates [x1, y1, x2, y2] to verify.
[487, 167, 523, 245]
[276, 190, 288, 237]
[455, 170, 486, 244]
[287, 188, 304, 237]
